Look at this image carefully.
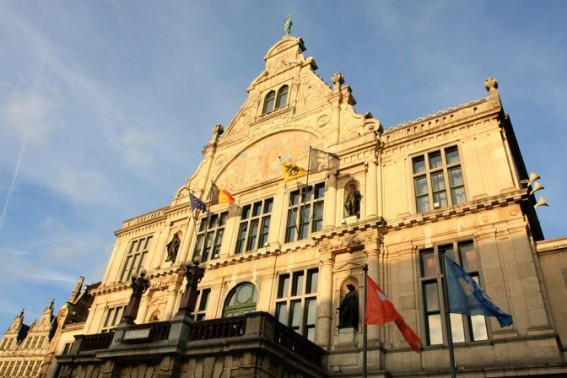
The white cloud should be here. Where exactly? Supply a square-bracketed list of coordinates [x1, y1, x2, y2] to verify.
[56, 168, 111, 205]
[4, 91, 57, 143]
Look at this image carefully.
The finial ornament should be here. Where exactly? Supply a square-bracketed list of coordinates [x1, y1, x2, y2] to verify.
[284, 14, 292, 36]
[484, 77, 498, 92]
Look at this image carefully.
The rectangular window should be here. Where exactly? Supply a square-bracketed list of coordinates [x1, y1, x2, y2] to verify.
[412, 146, 466, 213]
[235, 198, 273, 254]
[285, 183, 325, 243]
[419, 240, 488, 346]
[120, 235, 153, 282]
[275, 268, 318, 342]
[193, 211, 228, 262]
[102, 305, 126, 332]
[192, 288, 211, 321]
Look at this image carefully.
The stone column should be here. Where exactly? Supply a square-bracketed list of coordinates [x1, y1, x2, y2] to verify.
[163, 288, 178, 321]
[323, 171, 338, 230]
[135, 294, 150, 324]
[315, 254, 335, 349]
[365, 157, 378, 219]
[177, 216, 197, 264]
[365, 247, 381, 343]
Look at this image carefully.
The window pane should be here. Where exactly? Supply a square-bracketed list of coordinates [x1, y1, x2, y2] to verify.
[278, 275, 290, 298]
[276, 85, 288, 108]
[471, 315, 488, 341]
[440, 245, 455, 262]
[415, 176, 428, 196]
[305, 298, 317, 325]
[290, 191, 299, 206]
[212, 229, 224, 258]
[242, 205, 251, 220]
[312, 202, 324, 233]
[299, 205, 310, 240]
[448, 167, 463, 187]
[285, 208, 297, 243]
[413, 156, 426, 174]
[450, 314, 465, 343]
[431, 172, 446, 192]
[421, 250, 436, 276]
[307, 270, 318, 294]
[276, 302, 288, 324]
[290, 300, 302, 328]
[445, 146, 460, 165]
[452, 187, 466, 205]
[424, 283, 439, 312]
[459, 241, 478, 271]
[198, 289, 210, 311]
[264, 198, 273, 214]
[314, 183, 325, 199]
[417, 196, 429, 213]
[429, 151, 442, 169]
[235, 223, 247, 254]
[428, 314, 443, 345]
[246, 220, 259, 251]
[252, 202, 262, 217]
[263, 91, 275, 114]
[433, 191, 448, 209]
[292, 272, 304, 296]
[306, 327, 316, 342]
[258, 217, 270, 248]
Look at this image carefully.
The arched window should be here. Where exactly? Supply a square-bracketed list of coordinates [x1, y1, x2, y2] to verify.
[275, 85, 289, 109]
[262, 91, 276, 114]
[223, 283, 258, 317]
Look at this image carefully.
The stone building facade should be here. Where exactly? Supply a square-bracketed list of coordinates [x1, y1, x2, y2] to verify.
[43, 34, 567, 377]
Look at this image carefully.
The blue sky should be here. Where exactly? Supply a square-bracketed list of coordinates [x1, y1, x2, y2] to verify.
[1, 1, 566, 331]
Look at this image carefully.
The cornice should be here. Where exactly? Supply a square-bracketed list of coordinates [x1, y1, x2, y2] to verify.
[386, 191, 527, 232]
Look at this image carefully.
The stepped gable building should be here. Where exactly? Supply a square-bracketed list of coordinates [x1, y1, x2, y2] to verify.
[0, 277, 95, 378]
[47, 32, 567, 377]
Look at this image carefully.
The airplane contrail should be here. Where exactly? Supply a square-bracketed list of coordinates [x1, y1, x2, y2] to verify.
[0, 139, 27, 229]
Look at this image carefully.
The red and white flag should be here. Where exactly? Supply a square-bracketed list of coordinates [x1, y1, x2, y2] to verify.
[365, 276, 421, 353]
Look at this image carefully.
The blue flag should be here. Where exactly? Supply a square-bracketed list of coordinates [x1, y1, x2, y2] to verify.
[189, 193, 207, 212]
[444, 255, 513, 327]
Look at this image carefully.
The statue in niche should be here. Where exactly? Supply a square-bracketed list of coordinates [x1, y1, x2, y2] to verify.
[344, 183, 362, 218]
[338, 283, 359, 330]
[166, 233, 181, 262]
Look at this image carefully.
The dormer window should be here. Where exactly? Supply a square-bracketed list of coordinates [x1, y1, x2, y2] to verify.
[262, 91, 276, 114]
[262, 84, 289, 114]
[275, 85, 289, 108]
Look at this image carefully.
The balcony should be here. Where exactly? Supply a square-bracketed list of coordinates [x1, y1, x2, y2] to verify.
[58, 312, 327, 377]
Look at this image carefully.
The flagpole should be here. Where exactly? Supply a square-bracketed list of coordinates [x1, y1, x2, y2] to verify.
[363, 264, 368, 378]
[441, 256, 457, 378]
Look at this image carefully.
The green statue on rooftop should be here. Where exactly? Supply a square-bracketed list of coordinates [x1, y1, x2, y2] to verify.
[284, 14, 292, 36]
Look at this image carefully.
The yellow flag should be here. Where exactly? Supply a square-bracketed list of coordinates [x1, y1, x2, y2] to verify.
[281, 162, 307, 181]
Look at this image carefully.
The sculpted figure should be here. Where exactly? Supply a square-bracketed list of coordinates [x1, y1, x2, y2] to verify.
[338, 284, 359, 330]
[122, 269, 150, 324]
[344, 184, 362, 218]
[166, 233, 180, 262]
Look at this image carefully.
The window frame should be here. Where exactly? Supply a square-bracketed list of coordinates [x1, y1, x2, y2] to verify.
[412, 145, 466, 213]
[119, 235, 153, 282]
[101, 305, 127, 332]
[192, 211, 228, 262]
[235, 198, 273, 254]
[275, 85, 289, 109]
[284, 183, 325, 243]
[274, 268, 318, 342]
[419, 240, 488, 346]
[192, 288, 211, 321]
